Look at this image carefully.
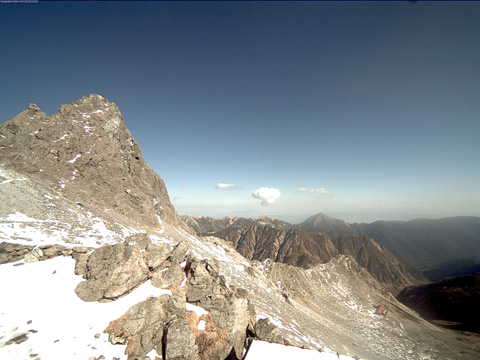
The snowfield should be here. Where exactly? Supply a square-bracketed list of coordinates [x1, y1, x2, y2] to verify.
[0, 256, 171, 360]
[245, 340, 355, 360]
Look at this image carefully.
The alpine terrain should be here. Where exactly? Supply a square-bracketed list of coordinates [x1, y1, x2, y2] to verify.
[1, 95, 479, 360]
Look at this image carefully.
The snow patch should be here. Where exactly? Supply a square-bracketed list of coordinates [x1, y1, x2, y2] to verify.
[83, 125, 93, 134]
[0, 257, 172, 360]
[4, 212, 40, 223]
[244, 340, 356, 360]
[67, 154, 81, 163]
[53, 133, 68, 142]
[146, 348, 159, 359]
[0, 211, 142, 248]
[185, 303, 208, 317]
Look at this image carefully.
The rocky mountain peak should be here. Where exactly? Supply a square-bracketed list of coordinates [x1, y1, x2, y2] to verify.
[296, 212, 356, 237]
[27, 103, 42, 112]
[0, 95, 191, 232]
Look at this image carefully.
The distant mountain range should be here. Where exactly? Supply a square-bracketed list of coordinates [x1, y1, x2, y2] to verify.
[351, 217, 480, 271]
[183, 213, 480, 282]
[182, 214, 423, 294]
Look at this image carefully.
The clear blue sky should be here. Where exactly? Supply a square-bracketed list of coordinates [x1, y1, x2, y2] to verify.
[1, 2, 479, 223]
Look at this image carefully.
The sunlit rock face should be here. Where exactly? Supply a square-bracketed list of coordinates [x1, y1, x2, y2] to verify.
[0, 94, 190, 232]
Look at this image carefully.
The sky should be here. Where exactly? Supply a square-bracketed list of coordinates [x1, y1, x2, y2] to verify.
[1, 1, 479, 223]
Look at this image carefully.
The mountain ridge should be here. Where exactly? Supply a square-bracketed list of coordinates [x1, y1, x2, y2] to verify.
[185, 213, 480, 280]
[0, 94, 191, 233]
[212, 225, 423, 295]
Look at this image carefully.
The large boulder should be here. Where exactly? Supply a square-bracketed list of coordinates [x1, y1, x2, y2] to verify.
[165, 318, 200, 360]
[151, 241, 188, 290]
[104, 295, 169, 359]
[75, 241, 149, 302]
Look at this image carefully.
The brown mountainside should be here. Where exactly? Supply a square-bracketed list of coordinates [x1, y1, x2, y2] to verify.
[181, 215, 291, 235]
[0, 94, 190, 232]
[332, 235, 424, 294]
[214, 226, 423, 294]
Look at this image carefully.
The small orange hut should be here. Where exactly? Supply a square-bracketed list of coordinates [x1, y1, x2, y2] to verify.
[375, 305, 388, 316]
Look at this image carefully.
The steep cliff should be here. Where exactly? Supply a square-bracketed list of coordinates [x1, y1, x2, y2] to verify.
[0, 94, 190, 232]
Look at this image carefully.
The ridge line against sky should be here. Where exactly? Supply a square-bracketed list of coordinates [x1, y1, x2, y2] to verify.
[1, 1, 479, 223]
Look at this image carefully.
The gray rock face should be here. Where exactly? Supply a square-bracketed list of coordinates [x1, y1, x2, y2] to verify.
[0, 94, 191, 232]
[0, 242, 92, 265]
[254, 318, 286, 344]
[165, 319, 199, 360]
[146, 242, 172, 270]
[104, 295, 169, 359]
[0, 242, 34, 264]
[185, 258, 250, 359]
[151, 264, 185, 290]
[75, 241, 150, 302]
[151, 241, 188, 290]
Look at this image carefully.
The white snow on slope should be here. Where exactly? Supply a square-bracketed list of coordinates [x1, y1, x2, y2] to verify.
[245, 340, 357, 360]
[185, 303, 209, 317]
[67, 154, 81, 163]
[0, 211, 140, 248]
[0, 256, 171, 360]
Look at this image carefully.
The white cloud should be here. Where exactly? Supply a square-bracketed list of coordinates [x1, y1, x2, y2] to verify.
[215, 183, 237, 189]
[181, 185, 189, 189]
[252, 187, 281, 206]
[299, 187, 328, 194]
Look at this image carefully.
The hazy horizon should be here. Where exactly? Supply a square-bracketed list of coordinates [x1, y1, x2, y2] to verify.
[1, 2, 479, 223]
[178, 208, 480, 225]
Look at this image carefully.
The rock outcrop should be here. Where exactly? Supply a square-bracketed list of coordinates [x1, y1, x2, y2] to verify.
[93, 238, 252, 360]
[0, 241, 92, 265]
[75, 240, 151, 302]
[0, 94, 191, 232]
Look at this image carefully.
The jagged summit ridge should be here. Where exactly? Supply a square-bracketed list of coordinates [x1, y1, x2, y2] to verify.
[0, 94, 190, 232]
